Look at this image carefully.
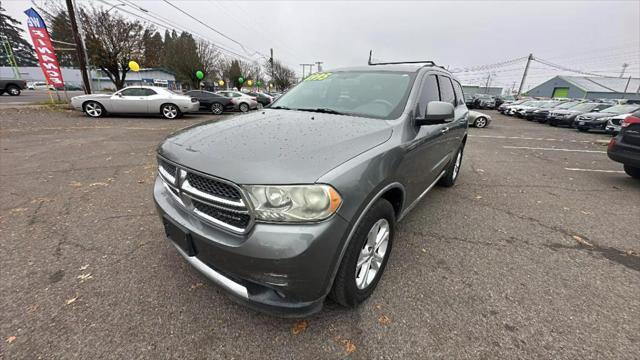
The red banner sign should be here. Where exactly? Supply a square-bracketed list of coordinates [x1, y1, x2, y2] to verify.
[24, 8, 65, 88]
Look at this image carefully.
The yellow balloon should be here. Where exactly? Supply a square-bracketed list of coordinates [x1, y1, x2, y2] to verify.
[218, 80, 224, 86]
[128, 61, 140, 72]
[247, 79, 253, 86]
[269, 83, 274, 88]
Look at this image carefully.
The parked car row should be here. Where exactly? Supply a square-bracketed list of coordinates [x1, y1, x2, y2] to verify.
[70, 86, 276, 119]
[499, 98, 640, 135]
[467, 94, 515, 110]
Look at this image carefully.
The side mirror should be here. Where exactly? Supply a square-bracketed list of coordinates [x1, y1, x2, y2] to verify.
[416, 101, 455, 126]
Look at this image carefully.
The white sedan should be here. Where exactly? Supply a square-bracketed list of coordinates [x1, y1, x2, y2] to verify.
[215, 90, 259, 112]
[71, 86, 200, 119]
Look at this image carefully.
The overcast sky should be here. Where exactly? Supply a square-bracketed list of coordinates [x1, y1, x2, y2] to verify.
[3, 0, 639, 90]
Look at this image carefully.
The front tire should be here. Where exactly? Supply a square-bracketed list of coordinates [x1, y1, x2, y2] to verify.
[438, 144, 464, 187]
[624, 165, 640, 179]
[83, 101, 105, 118]
[474, 116, 488, 128]
[330, 199, 395, 307]
[161, 104, 181, 119]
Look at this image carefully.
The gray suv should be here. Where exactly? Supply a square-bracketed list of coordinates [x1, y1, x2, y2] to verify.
[154, 63, 469, 316]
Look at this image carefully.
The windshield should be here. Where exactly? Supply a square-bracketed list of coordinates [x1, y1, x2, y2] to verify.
[521, 101, 538, 107]
[568, 103, 598, 112]
[601, 104, 640, 114]
[539, 101, 560, 109]
[271, 71, 416, 119]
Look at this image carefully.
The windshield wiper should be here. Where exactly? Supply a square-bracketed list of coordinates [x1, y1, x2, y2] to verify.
[296, 108, 345, 115]
[269, 106, 293, 110]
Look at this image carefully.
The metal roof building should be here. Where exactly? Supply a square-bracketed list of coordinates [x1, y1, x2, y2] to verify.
[526, 75, 640, 100]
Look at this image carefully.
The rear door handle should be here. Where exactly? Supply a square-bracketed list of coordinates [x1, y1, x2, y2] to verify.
[441, 127, 450, 134]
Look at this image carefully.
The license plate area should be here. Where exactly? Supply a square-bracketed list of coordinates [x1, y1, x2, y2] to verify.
[163, 217, 196, 256]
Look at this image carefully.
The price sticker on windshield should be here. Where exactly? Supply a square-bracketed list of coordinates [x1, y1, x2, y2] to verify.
[304, 72, 332, 81]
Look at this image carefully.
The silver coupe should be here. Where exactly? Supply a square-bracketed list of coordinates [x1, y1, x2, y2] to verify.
[71, 86, 200, 119]
[467, 110, 491, 128]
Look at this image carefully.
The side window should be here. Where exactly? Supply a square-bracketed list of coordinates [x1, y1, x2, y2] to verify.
[143, 89, 157, 96]
[417, 74, 440, 117]
[437, 76, 456, 106]
[119, 88, 139, 96]
[452, 80, 465, 106]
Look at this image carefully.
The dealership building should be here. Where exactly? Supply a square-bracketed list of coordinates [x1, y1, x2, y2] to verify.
[526, 75, 640, 100]
[0, 66, 179, 91]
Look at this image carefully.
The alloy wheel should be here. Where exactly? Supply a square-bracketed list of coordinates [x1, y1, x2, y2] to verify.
[355, 219, 390, 290]
[452, 149, 462, 180]
[85, 102, 102, 117]
[475, 117, 487, 128]
[211, 103, 223, 115]
[163, 105, 178, 119]
[239, 103, 249, 112]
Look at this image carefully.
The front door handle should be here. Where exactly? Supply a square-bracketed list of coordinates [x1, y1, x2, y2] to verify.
[441, 127, 450, 134]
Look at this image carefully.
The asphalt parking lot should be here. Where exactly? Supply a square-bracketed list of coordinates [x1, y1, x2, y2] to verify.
[1, 108, 638, 359]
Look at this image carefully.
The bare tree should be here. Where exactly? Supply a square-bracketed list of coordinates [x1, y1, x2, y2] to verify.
[271, 60, 296, 91]
[82, 7, 145, 89]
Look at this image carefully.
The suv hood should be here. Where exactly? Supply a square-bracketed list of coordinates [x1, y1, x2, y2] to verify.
[158, 109, 393, 184]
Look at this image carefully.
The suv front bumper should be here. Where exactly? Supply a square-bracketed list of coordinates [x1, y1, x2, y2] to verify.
[153, 176, 349, 317]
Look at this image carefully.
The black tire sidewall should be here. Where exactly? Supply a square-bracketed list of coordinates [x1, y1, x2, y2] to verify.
[624, 165, 640, 179]
[331, 199, 395, 307]
[438, 144, 464, 187]
[8, 86, 20, 96]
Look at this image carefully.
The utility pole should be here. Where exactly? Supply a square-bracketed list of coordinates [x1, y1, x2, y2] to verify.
[484, 73, 492, 94]
[299, 63, 314, 80]
[315, 61, 323, 72]
[622, 76, 631, 99]
[65, 0, 91, 94]
[269, 48, 274, 86]
[620, 63, 629, 78]
[299, 64, 306, 81]
[517, 53, 533, 97]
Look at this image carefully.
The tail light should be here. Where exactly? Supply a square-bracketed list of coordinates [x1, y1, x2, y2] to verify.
[191, 97, 198, 103]
[621, 115, 640, 128]
[251, 97, 257, 101]
[608, 137, 616, 151]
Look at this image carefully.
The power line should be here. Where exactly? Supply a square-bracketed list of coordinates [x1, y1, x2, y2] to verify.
[93, 0, 258, 63]
[161, 0, 267, 59]
[533, 57, 608, 77]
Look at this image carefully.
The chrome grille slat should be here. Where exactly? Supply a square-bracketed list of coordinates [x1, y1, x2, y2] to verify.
[157, 157, 253, 234]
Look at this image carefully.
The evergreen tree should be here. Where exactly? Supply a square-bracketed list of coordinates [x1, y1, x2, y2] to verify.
[142, 29, 163, 68]
[0, 5, 37, 67]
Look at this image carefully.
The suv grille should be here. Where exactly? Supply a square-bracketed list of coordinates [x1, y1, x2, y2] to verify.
[186, 173, 241, 201]
[193, 200, 251, 230]
[157, 157, 252, 233]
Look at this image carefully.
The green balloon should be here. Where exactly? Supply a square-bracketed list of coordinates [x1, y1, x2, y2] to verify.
[238, 77, 244, 84]
[256, 81, 262, 87]
[196, 71, 204, 80]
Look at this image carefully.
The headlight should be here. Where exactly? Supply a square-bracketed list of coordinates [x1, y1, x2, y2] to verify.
[244, 184, 342, 222]
[600, 117, 611, 121]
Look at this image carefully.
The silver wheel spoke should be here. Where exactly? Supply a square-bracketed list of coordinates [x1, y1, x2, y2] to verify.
[355, 218, 390, 289]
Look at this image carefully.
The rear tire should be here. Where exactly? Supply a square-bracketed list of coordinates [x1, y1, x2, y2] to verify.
[330, 199, 395, 307]
[438, 144, 464, 187]
[239, 103, 249, 113]
[474, 116, 488, 128]
[161, 104, 181, 119]
[211, 102, 224, 115]
[7, 85, 21, 96]
[624, 165, 640, 179]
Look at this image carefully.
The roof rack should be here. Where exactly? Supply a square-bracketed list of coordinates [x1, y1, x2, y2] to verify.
[367, 50, 441, 67]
